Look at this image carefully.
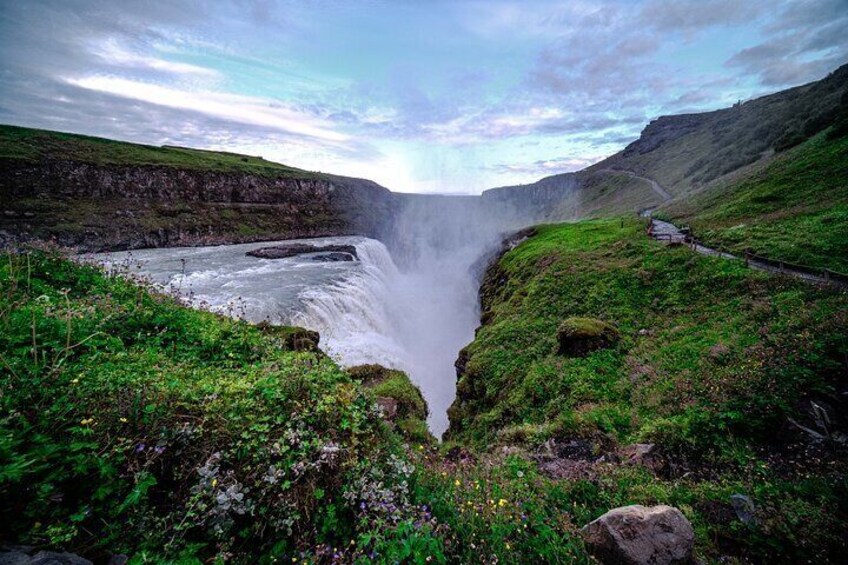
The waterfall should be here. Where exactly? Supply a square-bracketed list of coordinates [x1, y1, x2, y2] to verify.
[94, 191, 561, 439]
[291, 239, 408, 370]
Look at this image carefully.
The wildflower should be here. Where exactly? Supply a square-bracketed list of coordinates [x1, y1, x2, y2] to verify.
[506, 543, 511, 551]
[454, 479, 461, 487]
[517, 470, 524, 478]
[498, 498, 507, 507]
[80, 418, 94, 426]
[119, 417, 128, 423]
[418, 444, 424, 450]
[70, 378, 79, 384]
[212, 478, 218, 488]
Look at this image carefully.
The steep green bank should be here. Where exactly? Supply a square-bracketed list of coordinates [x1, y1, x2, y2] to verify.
[446, 218, 848, 560]
[662, 132, 848, 272]
[0, 250, 431, 563]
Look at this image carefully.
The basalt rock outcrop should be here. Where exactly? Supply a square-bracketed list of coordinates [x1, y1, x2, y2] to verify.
[247, 243, 358, 260]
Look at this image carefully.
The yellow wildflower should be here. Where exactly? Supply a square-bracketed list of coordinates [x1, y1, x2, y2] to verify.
[70, 378, 79, 384]
[498, 498, 507, 507]
[212, 478, 218, 488]
[119, 417, 128, 423]
[454, 479, 461, 487]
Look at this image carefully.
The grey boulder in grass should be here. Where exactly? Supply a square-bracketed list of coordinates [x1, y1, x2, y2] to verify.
[580, 504, 695, 565]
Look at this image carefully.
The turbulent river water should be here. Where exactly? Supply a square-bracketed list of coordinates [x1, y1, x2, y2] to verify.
[96, 195, 550, 437]
[96, 233, 479, 437]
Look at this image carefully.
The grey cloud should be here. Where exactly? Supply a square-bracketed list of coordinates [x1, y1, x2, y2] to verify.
[0, 72, 382, 165]
[484, 157, 599, 177]
[764, 0, 848, 32]
[725, 0, 848, 87]
[638, 0, 769, 31]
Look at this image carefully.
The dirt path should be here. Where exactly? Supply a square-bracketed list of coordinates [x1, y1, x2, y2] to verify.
[648, 218, 844, 287]
[598, 168, 672, 202]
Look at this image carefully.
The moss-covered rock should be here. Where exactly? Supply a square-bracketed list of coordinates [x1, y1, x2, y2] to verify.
[348, 364, 430, 431]
[557, 317, 620, 357]
[254, 322, 320, 352]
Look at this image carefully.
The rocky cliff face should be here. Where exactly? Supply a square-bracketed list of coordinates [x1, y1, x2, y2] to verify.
[0, 158, 396, 252]
[481, 173, 581, 222]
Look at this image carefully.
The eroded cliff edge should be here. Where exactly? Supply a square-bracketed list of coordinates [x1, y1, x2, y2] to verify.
[0, 126, 397, 252]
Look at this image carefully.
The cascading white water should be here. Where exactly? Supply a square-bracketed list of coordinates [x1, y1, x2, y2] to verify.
[289, 235, 482, 436]
[291, 239, 408, 370]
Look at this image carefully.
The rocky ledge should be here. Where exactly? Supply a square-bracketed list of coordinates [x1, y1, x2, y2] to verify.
[246, 243, 359, 261]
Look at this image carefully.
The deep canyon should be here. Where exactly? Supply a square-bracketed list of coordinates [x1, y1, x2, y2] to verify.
[97, 192, 563, 436]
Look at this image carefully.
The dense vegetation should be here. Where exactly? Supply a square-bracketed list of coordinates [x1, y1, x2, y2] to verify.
[447, 218, 848, 560]
[0, 125, 320, 178]
[663, 132, 848, 273]
[0, 250, 434, 563]
[4, 217, 846, 562]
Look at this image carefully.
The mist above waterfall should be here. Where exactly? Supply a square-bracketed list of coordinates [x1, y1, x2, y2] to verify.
[371, 188, 576, 435]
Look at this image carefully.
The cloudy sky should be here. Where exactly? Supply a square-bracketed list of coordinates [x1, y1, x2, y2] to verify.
[1, 1, 846, 193]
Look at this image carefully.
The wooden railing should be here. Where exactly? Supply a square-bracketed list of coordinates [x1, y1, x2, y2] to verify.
[646, 218, 848, 287]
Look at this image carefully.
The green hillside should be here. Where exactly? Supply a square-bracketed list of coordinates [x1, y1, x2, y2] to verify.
[593, 64, 848, 197]
[0, 124, 320, 179]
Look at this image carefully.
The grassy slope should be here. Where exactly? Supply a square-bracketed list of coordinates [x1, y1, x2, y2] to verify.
[576, 171, 661, 216]
[445, 218, 848, 561]
[0, 251, 432, 563]
[662, 132, 848, 272]
[0, 124, 320, 178]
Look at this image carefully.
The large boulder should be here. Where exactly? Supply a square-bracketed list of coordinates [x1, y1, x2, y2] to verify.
[580, 504, 694, 565]
[557, 317, 620, 357]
